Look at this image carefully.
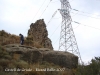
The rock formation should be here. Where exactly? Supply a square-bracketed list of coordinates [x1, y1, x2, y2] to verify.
[28, 19, 53, 50]
[0, 19, 79, 75]
[4, 44, 78, 69]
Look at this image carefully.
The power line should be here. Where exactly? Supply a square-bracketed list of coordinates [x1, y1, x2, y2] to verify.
[30, 0, 47, 22]
[52, 11, 78, 19]
[71, 12, 100, 20]
[71, 8, 100, 17]
[72, 21, 100, 31]
[73, 24, 80, 29]
[53, 37, 59, 46]
[39, 0, 52, 18]
[71, 9, 100, 19]
[23, 0, 50, 34]
[52, 9, 80, 19]
[46, 10, 58, 26]
[51, 0, 59, 3]
[49, 23, 61, 38]
[51, 0, 74, 3]
[23, 0, 47, 34]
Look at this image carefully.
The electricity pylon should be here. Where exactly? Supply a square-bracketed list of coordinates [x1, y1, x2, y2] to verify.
[58, 0, 82, 64]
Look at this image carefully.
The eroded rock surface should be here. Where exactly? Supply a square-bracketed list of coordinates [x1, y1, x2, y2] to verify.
[28, 19, 53, 50]
[4, 44, 78, 69]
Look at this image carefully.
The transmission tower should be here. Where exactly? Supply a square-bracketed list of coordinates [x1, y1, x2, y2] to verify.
[58, 0, 82, 63]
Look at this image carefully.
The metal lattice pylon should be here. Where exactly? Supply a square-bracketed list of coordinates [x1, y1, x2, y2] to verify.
[58, 0, 82, 64]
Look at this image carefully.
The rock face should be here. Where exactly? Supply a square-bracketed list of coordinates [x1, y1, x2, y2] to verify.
[4, 44, 78, 69]
[28, 19, 53, 50]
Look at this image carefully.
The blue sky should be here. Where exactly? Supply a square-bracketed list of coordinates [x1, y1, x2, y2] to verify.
[0, 0, 100, 64]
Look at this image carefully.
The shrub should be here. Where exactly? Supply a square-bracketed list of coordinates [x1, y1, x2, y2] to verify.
[0, 71, 7, 75]
[8, 63, 16, 68]
[0, 66, 3, 71]
[4, 55, 12, 59]
[0, 46, 11, 59]
[0, 59, 10, 69]
[15, 60, 29, 68]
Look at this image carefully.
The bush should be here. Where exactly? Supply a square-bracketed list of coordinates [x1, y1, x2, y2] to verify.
[0, 66, 3, 71]
[15, 60, 29, 68]
[0, 46, 12, 59]
[8, 63, 16, 68]
[0, 59, 10, 69]
[0, 71, 7, 75]
[4, 55, 12, 59]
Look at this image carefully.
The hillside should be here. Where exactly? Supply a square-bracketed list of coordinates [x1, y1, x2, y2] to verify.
[0, 19, 78, 75]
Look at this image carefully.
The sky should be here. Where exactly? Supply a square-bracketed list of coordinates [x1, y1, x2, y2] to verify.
[0, 0, 100, 64]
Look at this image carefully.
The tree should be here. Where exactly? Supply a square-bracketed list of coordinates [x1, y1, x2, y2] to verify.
[75, 57, 100, 75]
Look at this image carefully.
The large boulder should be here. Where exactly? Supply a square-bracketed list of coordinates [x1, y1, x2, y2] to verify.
[4, 44, 78, 69]
[43, 51, 78, 69]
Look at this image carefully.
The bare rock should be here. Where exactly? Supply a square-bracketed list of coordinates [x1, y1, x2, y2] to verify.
[43, 51, 78, 69]
[28, 19, 53, 50]
[4, 44, 78, 69]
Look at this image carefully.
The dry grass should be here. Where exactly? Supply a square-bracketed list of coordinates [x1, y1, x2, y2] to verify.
[0, 30, 76, 75]
[0, 71, 22, 75]
[24, 61, 76, 75]
[15, 60, 29, 68]
[0, 30, 19, 45]
[0, 45, 12, 59]
[33, 41, 43, 48]
[13, 54, 21, 60]
[0, 30, 44, 48]
[24, 71, 45, 75]
[0, 59, 10, 69]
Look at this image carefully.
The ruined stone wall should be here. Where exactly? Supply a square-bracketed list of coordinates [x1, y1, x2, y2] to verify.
[28, 19, 53, 50]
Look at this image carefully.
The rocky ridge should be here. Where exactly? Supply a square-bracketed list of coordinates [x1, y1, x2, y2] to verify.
[0, 19, 78, 75]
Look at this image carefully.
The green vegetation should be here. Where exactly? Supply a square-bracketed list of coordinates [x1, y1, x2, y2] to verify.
[75, 57, 100, 75]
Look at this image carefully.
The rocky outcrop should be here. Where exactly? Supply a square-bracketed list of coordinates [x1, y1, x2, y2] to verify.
[28, 19, 53, 50]
[4, 44, 78, 69]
